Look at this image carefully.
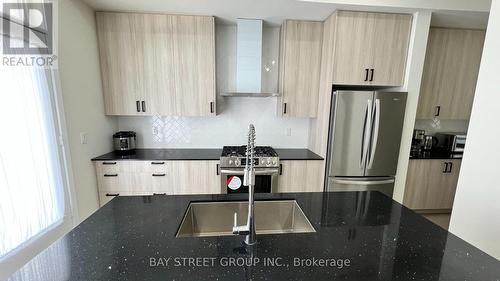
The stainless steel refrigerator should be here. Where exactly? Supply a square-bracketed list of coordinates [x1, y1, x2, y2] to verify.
[326, 90, 407, 197]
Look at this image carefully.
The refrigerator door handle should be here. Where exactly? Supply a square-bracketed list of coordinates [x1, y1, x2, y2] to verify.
[368, 99, 381, 169]
[332, 178, 395, 185]
[360, 100, 372, 169]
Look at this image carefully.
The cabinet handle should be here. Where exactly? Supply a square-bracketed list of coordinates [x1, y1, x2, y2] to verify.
[216, 164, 220, 175]
[279, 164, 283, 175]
[364, 69, 369, 81]
[210, 102, 214, 113]
[106, 193, 119, 197]
[104, 174, 118, 177]
[136, 101, 140, 112]
[370, 69, 374, 82]
[151, 161, 165, 165]
[102, 162, 116, 165]
[435, 106, 441, 117]
[153, 193, 166, 195]
[283, 103, 287, 114]
[442, 162, 453, 173]
[141, 101, 146, 112]
[152, 173, 166, 177]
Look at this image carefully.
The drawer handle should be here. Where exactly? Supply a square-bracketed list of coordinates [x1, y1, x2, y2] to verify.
[153, 193, 166, 195]
[151, 161, 165, 165]
[106, 193, 119, 197]
[104, 174, 118, 177]
[102, 162, 117, 165]
[152, 173, 166, 177]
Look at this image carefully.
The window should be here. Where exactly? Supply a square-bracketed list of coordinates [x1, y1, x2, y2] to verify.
[0, 38, 72, 270]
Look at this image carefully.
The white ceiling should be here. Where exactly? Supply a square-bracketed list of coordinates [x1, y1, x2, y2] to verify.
[81, 0, 490, 28]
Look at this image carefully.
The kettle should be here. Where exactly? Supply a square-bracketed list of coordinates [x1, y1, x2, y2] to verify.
[423, 135, 437, 150]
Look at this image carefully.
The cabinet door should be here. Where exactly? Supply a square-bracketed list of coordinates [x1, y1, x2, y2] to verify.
[332, 11, 411, 87]
[96, 13, 145, 115]
[96, 13, 216, 116]
[417, 28, 485, 120]
[278, 20, 323, 117]
[370, 13, 412, 86]
[276, 161, 324, 193]
[170, 161, 221, 194]
[404, 159, 461, 210]
[332, 11, 376, 85]
[171, 16, 216, 116]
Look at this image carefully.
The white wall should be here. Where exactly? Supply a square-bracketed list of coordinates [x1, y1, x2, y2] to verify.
[117, 24, 310, 148]
[392, 11, 432, 203]
[59, 0, 117, 221]
[449, 0, 500, 260]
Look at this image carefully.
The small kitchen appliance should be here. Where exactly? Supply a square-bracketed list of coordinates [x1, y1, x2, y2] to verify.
[113, 131, 136, 152]
[435, 133, 467, 153]
[423, 135, 437, 151]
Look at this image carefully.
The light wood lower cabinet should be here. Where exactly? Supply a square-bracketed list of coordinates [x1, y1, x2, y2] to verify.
[276, 161, 324, 193]
[403, 159, 461, 210]
[169, 161, 220, 195]
[94, 160, 220, 206]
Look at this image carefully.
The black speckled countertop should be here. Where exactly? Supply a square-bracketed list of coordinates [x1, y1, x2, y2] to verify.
[410, 150, 463, 160]
[10, 192, 500, 280]
[91, 148, 323, 161]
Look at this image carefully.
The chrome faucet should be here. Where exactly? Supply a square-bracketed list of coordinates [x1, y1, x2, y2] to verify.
[232, 124, 257, 245]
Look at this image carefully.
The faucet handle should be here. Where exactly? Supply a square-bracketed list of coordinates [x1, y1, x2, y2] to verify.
[232, 212, 250, 235]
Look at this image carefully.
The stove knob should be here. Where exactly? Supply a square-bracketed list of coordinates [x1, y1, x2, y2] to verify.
[267, 158, 272, 166]
[228, 159, 233, 165]
[272, 159, 277, 166]
[235, 159, 240, 166]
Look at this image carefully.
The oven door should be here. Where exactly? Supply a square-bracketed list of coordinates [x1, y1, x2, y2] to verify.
[219, 168, 279, 194]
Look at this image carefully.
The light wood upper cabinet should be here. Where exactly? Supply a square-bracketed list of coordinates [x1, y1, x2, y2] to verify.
[331, 11, 412, 86]
[96, 12, 216, 116]
[278, 20, 323, 117]
[417, 28, 485, 120]
[404, 159, 461, 210]
[276, 161, 324, 193]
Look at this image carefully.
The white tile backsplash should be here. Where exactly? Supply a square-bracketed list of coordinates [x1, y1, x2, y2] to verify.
[415, 119, 469, 135]
[118, 97, 310, 148]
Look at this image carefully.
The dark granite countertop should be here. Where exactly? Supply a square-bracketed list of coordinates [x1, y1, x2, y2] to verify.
[274, 149, 323, 160]
[10, 192, 500, 280]
[91, 148, 223, 161]
[410, 150, 463, 160]
[91, 148, 323, 161]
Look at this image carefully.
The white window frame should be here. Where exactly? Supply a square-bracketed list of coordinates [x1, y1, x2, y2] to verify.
[0, 67, 79, 279]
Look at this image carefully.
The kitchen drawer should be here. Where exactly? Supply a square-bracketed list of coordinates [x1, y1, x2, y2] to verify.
[98, 191, 155, 207]
[96, 172, 133, 192]
[151, 174, 172, 194]
[131, 161, 169, 173]
[94, 160, 128, 174]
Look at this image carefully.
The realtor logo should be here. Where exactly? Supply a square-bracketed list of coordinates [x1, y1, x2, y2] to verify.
[2, 3, 53, 55]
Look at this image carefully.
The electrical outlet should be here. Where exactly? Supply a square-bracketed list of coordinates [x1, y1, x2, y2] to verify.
[285, 128, 292, 137]
[80, 132, 88, 144]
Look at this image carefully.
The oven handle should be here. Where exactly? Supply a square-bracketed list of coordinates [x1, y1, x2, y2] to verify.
[220, 168, 280, 175]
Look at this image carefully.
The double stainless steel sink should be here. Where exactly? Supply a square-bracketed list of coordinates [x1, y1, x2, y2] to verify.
[176, 200, 316, 237]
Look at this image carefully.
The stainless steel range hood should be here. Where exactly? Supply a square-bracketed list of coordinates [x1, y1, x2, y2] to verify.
[221, 19, 279, 97]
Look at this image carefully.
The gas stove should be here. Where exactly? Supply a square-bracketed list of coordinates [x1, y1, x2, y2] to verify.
[220, 146, 280, 168]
